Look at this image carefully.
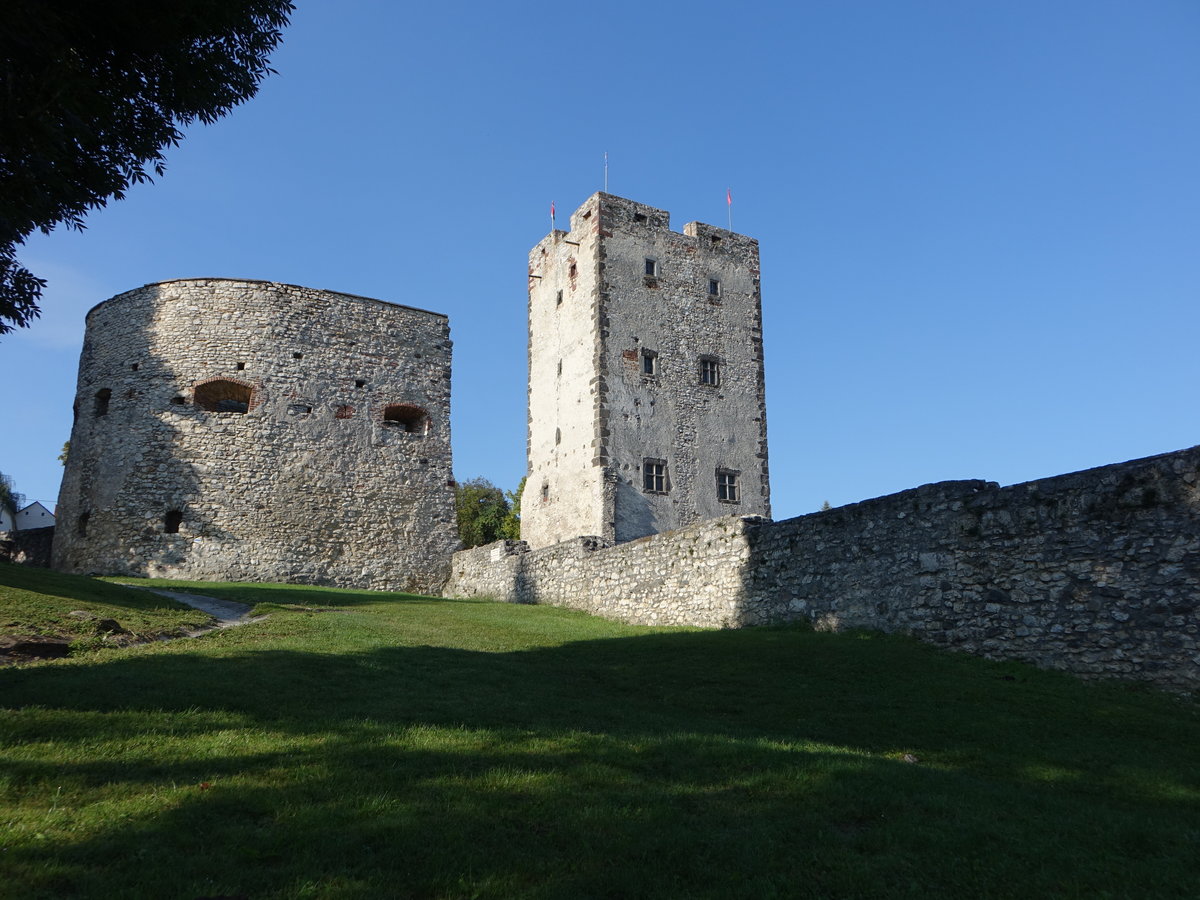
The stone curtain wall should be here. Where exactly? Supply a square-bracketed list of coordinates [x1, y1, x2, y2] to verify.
[446, 446, 1200, 691]
[0, 527, 55, 568]
[742, 447, 1200, 691]
[447, 518, 754, 627]
[54, 279, 459, 594]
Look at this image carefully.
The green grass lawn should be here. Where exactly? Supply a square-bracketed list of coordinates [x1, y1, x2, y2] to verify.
[1, 569, 1198, 898]
[0, 563, 212, 649]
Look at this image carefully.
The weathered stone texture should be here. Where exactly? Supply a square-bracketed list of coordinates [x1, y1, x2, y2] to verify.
[522, 193, 770, 550]
[0, 526, 55, 568]
[448, 446, 1200, 691]
[53, 279, 458, 593]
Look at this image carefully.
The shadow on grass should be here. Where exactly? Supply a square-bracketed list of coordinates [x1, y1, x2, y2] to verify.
[2, 627, 1198, 898]
[0, 564, 193, 615]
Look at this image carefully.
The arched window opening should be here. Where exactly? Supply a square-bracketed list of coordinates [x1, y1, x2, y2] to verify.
[382, 404, 428, 434]
[194, 379, 252, 414]
[164, 509, 183, 534]
[77, 512, 90, 537]
[94, 388, 111, 417]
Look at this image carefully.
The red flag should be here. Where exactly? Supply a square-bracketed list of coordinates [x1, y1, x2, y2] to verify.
[726, 188, 732, 206]
[551, 201, 556, 219]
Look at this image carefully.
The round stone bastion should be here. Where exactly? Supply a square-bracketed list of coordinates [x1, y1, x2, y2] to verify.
[53, 278, 459, 594]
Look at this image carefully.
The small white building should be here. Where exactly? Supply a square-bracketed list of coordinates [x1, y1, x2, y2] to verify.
[0, 507, 13, 532]
[13, 501, 55, 530]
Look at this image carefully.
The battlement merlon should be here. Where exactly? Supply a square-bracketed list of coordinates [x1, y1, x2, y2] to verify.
[528, 193, 759, 272]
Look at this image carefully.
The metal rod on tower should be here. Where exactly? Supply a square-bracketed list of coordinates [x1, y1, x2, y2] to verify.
[604, 152, 609, 192]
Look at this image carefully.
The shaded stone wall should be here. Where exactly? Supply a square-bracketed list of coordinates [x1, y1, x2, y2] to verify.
[447, 447, 1200, 691]
[0, 527, 55, 568]
[54, 279, 459, 593]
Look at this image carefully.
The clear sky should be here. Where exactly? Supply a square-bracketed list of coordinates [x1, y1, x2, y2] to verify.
[3, 0, 1198, 523]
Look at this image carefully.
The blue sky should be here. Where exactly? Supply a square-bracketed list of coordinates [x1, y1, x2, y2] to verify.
[3, 0, 1198, 522]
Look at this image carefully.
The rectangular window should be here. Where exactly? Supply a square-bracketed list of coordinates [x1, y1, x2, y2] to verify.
[717, 469, 740, 503]
[708, 278, 721, 297]
[643, 459, 668, 493]
[644, 258, 658, 277]
[641, 349, 658, 376]
[699, 357, 720, 386]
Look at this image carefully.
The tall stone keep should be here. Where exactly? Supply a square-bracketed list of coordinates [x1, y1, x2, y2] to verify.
[53, 279, 459, 593]
[522, 193, 770, 549]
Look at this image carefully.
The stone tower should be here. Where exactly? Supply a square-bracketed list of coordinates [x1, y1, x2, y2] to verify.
[521, 193, 770, 549]
[53, 278, 459, 593]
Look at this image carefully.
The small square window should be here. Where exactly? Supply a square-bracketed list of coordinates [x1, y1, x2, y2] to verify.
[236, 362, 245, 371]
[541, 482, 550, 501]
[641, 349, 658, 376]
[699, 357, 720, 386]
[569, 262, 578, 278]
[644, 258, 658, 277]
[643, 459, 668, 494]
[708, 278, 721, 297]
[717, 469, 740, 503]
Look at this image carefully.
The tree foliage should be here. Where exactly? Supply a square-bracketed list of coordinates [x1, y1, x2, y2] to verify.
[455, 477, 524, 549]
[1, 471, 25, 520]
[0, 0, 293, 334]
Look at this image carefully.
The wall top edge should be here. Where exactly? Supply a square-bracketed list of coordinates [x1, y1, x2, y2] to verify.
[84, 278, 450, 323]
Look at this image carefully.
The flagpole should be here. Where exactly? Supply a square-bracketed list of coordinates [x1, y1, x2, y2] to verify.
[604, 152, 609, 192]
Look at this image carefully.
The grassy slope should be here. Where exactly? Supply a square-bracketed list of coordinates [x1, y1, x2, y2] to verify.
[1, 577, 1198, 899]
[0, 564, 212, 644]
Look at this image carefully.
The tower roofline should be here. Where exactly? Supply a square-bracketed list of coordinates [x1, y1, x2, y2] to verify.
[532, 192, 758, 259]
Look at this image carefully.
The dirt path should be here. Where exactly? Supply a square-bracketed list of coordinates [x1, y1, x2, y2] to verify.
[137, 588, 256, 626]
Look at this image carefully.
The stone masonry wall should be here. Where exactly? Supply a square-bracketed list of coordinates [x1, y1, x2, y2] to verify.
[447, 518, 753, 627]
[446, 446, 1200, 691]
[0, 527, 55, 568]
[522, 193, 770, 550]
[54, 279, 459, 593]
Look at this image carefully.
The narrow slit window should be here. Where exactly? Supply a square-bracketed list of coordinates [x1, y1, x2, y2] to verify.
[94, 389, 111, 417]
[556, 290, 563, 306]
[77, 512, 90, 537]
[642, 350, 658, 376]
